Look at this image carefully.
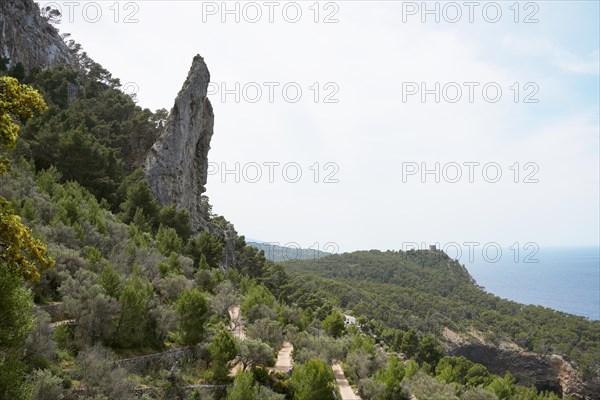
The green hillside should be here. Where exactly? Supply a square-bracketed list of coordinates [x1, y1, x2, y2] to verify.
[283, 251, 600, 380]
[0, 29, 597, 400]
[247, 240, 331, 263]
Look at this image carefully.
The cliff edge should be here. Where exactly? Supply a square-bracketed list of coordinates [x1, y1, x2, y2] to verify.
[0, 0, 74, 71]
[444, 328, 600, 400]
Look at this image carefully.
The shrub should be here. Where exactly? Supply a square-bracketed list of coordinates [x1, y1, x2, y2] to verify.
[29, 369, 64, 400]
[404, 371, 459, 400]
[207, 330, 239, 383]
[156, 225, 184, 256]
[112, 266, 154, 348]
[60, 269, 118, 346]
[322, 309, 345, 338]
[291, 359, 338, 400]
[226, 371, 258, 400]
[76, 345, 135, 399]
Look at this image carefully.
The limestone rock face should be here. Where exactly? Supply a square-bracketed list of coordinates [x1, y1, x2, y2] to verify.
[145, 55, 214, 231]
[444, 329, 599, 400]
[0, 0, 74, 71]
[221, 223, 237, 269]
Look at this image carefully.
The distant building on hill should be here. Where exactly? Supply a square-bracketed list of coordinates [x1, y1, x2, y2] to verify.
[344, 315, 357, 327]
[429, 244, 437, 251]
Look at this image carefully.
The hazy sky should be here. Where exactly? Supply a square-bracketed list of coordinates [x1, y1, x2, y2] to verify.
[48, 1, 599, 254]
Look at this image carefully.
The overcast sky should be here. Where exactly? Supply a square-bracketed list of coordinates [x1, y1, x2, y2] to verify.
[48, 1, 599, 254]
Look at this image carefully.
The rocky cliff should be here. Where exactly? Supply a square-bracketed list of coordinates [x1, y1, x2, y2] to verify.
[145, 55, 214, 231]
[444, 328, 600, 400]
[0, 0, 74, 71]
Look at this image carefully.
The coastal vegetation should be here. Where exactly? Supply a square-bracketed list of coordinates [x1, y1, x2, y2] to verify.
[0, 33, 597, 400]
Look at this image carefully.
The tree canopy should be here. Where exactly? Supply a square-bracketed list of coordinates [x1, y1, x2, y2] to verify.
[291, 358, 338, 400]
[0, 76, 53, 282]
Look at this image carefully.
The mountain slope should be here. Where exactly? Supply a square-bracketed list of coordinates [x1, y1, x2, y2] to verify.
[0, 0, 74, 72]
[247, 240, 331, 262]
[283, 250, 600, 397]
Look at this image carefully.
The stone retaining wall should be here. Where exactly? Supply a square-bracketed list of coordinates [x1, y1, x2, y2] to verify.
[37, 303, 67, 322]
[116, 344, 210, 375]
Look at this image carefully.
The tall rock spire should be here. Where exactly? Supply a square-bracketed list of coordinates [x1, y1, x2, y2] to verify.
[145, 55, 214, 231]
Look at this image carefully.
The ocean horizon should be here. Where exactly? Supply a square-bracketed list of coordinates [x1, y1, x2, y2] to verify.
[464, 246, 600, 321]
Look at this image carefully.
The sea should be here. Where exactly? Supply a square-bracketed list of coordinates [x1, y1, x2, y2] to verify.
[464, 247, 600, 321]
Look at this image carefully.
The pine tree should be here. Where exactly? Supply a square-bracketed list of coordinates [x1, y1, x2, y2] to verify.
[291, 359, 337, 400]
[227, 371, 258, 400]
[176, 288, 210, 345]
[208, 330, 239, 383]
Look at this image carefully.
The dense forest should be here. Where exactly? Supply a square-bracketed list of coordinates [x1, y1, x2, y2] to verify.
[0, 35, 597, 400]
[283, 250, 600, 380]
[246, 241, 332, 263]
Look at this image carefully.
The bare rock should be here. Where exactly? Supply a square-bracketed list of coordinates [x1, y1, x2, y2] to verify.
[145, 55, 214, 231]
[444, 328, 600, 399]
[0, 0, 74, 71]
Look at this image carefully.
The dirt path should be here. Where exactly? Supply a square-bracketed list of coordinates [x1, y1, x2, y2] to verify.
[228, 305, 245, 340]
[271, 342, 293, 373]
[332, 363, 361, 400]
[228, 305, 245, 377]
[228, 308, 294, 376]
[48, 319, 75, 328]
[229, 362, 243, 377]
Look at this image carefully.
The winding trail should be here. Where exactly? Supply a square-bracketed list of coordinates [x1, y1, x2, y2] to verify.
[228, 305, 245, 377]
[332, 363, 361, 400]
[228, 305, 245, 340]
[271, 342, 293, 373]
[48, 319, 75, 329]
[227, 307, 294, 376]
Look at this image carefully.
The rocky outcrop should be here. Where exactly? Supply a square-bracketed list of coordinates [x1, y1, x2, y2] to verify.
[221, 223, 237, 269]
[0, 0, 74, 71]
[444, 328, 600, 399]
[145, 55, 214, 231]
